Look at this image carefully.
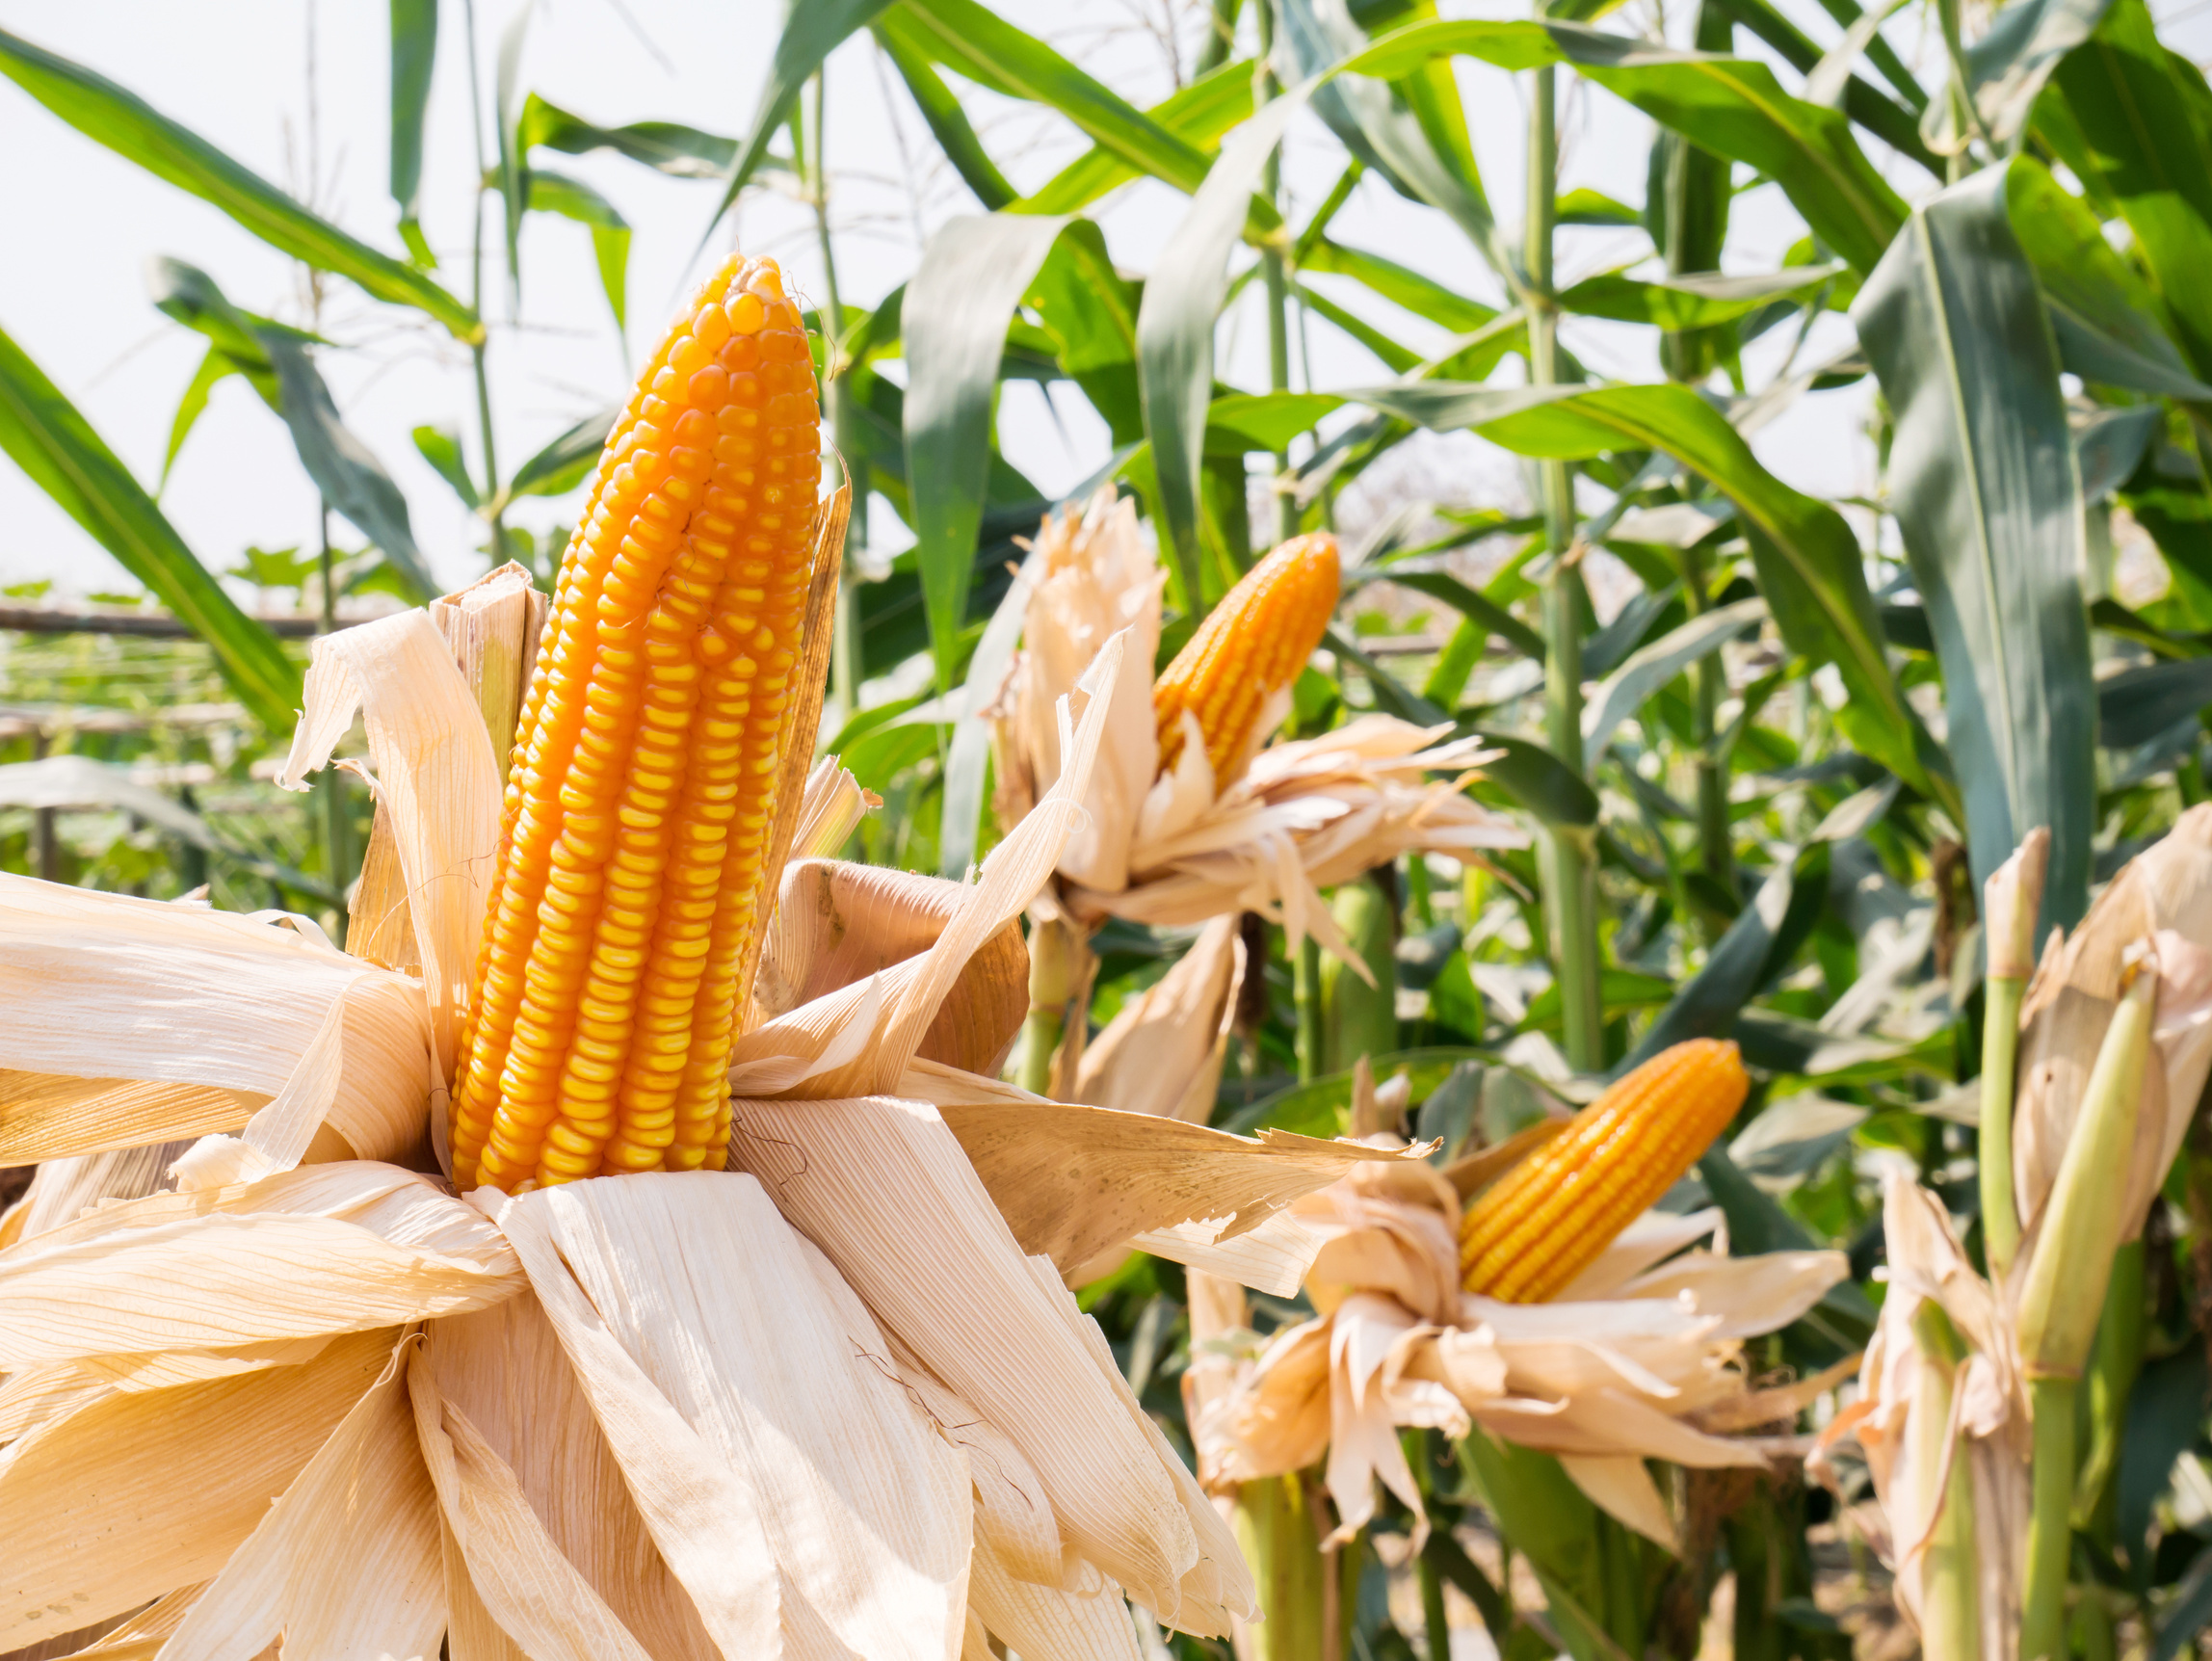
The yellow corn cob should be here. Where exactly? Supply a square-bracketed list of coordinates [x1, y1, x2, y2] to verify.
[1153, 531, 1340, 785]
[448, 252, 823, 1193]
[1460, 1039, 1748, 1303]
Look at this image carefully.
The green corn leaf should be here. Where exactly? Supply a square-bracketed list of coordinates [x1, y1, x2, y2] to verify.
[1855, 164, 2096, 931]
[517, 92, 739, 178]
[389, 0, 437, 264]
[1466, 732, 1599, 826]
[1137, 95, 1304, 604]
[1582, 594, 1769, 759]
[873, 20, 1016, 209]
[1560, 263, 1844, 329]
[152, 260, 435, 602]
[505, 405, 619, 502]
[1628, 846, 1829, 1065]
[525, 170, 630, 330]
[2097, 657, 2212, 748]
[1344, 379, 1945, 806]
[1700, 0, 1938, 170]
[1341, 18, 1909, 273]
[1011, 54, 1254, 215]
[0, 320, 300, 730]
[160, 345, 240, 490]
[411, 423, 480, 510]
[0, 25, 478, 340]
[710, 0, 898, 235]
[2048, 0, 2212, 381]
[905, 213, 1072, 691]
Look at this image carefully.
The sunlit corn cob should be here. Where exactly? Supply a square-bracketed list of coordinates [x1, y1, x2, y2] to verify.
[1153, 532, 1340, 784]
[449, 252, 823, 1193]
[1460, 1039, 1748, 1303]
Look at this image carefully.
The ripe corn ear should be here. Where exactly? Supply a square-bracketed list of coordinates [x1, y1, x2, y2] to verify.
[1153, 532, 1340, 785]
[449, 252, 823, 1192]
[1460, 1038, 1748, 1303]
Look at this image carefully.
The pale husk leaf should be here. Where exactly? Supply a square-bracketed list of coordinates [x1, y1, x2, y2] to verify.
[723, 1090, 1253, 1634]
[2014, 803, 2212, 1243]
[1074, 913, 1242, 1122]
[898, 1058, 1420, 1282]
[159, 1333, 442, 1661]
[506, 1172, 973, 1661]
[995, 488, 1161, 893]
[968, 1533, 1143, 1661]
[484, 1195, 787, 1658]
[0, 1073, 253, 1171]
[0, 1325, 394, 1648]
[729, 632, 1123, 1099]
[425, 1293, 718, 1661]
[0, 1164, 520, 1367]
[276, 605, 502, 1080]
[407, 1347, 660, 1661]
[756, 858, 1026, 1077]
[0, 878, 429, 1164]
[788, 756, 878, 864]
[0, 1140, 194, 1245]
[1557, 1454, 1680, 1551]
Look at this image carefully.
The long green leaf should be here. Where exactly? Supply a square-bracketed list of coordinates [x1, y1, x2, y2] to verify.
[1854, 165, 2095, 930]
[161, 345, 239, 488]
[1343, 18, 1909, 272]
[1011, 55, 1254, 215]
[1466, 732, 1599, 826]
[1959, 0, 2113, 148]
[2048, 0, 2212, 379]
[412, 423, 480, 509]
[526, 170, 629, 330]
[505, 405, 619, 502]
[1137, 96, 1304, 604]
[1276, 0, 1508, 278]
[152, 260, 435, 602]
[389, 0, 437, 265]
[874, 20, 1016, 209]
[2098, 658, 2212, 747]
[1700, 0, 1938, 170]
[1560, 263, 1842, 329]
[709, 0, 896, 233]
[0, 27, 478, 341]
[517, 92, 738, 178]
[1583, 595, 1768, 759]
[1628, 847, 1827, 1065]
[1346, 379, 1942, 803]
[905, 213, 1071, 691]
[0, 321, 299, 729]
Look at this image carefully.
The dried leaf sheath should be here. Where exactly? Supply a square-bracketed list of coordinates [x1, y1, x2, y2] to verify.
[450, 252, 824, 1189]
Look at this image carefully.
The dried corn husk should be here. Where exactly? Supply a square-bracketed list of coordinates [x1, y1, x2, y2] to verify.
[1198, 1134, 1847, 1548]
[1813, 1173, 2029, 1660]
[991, 491, 1529, 975]
[2014, 804, 2212, 1245]
[1075, 913, 1245, 1125]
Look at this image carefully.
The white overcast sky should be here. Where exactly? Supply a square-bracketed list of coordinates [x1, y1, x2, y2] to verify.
[0, 0, 2192, 604]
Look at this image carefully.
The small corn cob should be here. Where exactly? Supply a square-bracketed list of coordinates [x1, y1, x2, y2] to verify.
[1460, 1039, 1748, 1303]
[1153, 532, 1340, 785]
[449, 252, 823, 1192]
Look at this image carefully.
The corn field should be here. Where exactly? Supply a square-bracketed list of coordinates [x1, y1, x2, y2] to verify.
[7, 0, 2212, 1654]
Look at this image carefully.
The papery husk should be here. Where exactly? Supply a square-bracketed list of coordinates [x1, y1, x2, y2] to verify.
[425, 1293, 717, 1661]
[0, 1163, 519, 1369]
[10, 1583, 204, 1661]
[346, 564, 548, 972]
[1815, 1173, 2027, 1661]
[787, 755, 879, 864]
[1065, 718, 1526, 972]
[0, 1324, 396, 1648]
[967, 1532, 1144, 1661]
[0, 880, 430, 1166]
[0, 1139, 192, 1247]
[728, 632, 1125, 1101]
[0, 1074, 257, 1173]
[159, 1333, 442, 1661]
[724, 1090, 1251, 1634]
[2014, 804, 2212, 1244]
[1075, 912, 1244, 1124]
[491, 1170, 974, 1660]
[901, 1059, 1422, 1286]
[992, 488, 1161, 894]
[756, 858, 1026, 1077]
[1200, 1154, 1849, 1554]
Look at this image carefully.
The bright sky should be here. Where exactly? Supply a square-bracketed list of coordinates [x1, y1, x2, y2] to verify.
[0, 0, 2102, 607]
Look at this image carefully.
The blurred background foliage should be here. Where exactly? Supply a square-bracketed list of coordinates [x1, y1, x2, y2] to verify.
[10, 0, 2212, 1651]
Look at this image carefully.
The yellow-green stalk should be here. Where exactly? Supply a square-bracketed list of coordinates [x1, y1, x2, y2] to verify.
[1236, 1474, 1327, 1661]
[1321, 873, 1398, 1075]
[2017, 956, 2154, 1659]
[1980, 828, 2048, 1280]
[1020, 913, 1090, 1097]
[1909, 1301, 1980, 1661]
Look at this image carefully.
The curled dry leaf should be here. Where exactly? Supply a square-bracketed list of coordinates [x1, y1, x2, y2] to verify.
[1075, 911, 1245, 1124]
